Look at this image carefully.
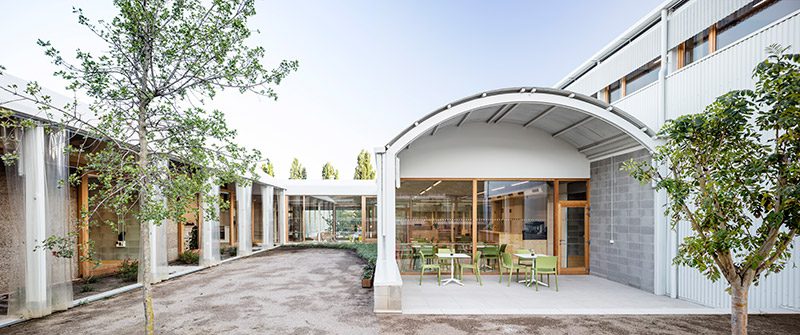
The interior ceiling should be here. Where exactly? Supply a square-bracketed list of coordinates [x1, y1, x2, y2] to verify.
[412, 102, 644, 160]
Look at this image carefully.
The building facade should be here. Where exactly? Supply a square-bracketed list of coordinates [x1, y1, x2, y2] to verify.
[374, 0, 800, 313]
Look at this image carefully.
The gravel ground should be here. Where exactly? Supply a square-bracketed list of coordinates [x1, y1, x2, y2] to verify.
[1, 248, 798, 335]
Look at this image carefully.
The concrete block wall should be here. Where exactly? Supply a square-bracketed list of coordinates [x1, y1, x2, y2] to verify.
[589, 149, 655, 292]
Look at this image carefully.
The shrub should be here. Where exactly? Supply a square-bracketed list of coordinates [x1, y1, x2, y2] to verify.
[80, 284, 94, 293]
[117, 258, 139, 282]
[178, 250, 199, 265]
[224, 246, 238, 257]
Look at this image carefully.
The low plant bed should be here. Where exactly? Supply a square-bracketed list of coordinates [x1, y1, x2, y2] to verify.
[281, 242, 377, 287]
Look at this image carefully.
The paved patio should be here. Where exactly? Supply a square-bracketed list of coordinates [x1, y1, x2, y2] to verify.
[403, 274, 723, 315]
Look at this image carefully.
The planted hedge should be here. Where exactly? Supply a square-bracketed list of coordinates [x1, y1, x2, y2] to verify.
[281, 242, 377, 280]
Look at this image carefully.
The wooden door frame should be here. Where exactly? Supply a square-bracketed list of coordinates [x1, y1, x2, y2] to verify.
[556, 201, 590, 275]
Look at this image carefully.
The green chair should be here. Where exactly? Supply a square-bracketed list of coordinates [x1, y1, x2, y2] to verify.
[482, 245, 499, 270]
[499, 252, 530, 286]
[415, 244, 435, 270]
[418, 250, 441, 285]
[514, 249, 533, 281]
[533, 256, 558, 291]
[458, 251, 483, 285]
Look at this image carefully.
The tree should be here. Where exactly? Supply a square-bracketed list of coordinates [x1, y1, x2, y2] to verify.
[0, 1, 296, 334]
[289, 158, 306, 179]
[322, 162, 339, 180]
[623, 46, 799, 335]
[261, 158, 275, 177]
[353, 149, 375, 180]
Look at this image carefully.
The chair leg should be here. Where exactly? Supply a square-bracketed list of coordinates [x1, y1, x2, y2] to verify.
[419, 269, 423, 286]
[507, 269, 512, 287]
[499, 267, 503, 283]
[437, 269, 441, 286]
[555, 274, 559, 292]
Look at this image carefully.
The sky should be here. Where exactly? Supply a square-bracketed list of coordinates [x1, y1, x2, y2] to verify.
[0, 0, 663, 179]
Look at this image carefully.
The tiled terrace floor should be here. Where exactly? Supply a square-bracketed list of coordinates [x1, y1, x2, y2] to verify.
[402, 274, 727, 315]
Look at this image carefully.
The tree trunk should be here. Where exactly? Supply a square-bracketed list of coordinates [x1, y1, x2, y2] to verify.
[140, 218, 155, 334]
[731, 283, 749, 335]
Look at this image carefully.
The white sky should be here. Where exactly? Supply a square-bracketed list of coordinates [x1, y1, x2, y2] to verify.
[0, 0, 662, 179]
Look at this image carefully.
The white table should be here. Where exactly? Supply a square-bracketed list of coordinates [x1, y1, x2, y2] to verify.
[436, 253, 470, 286]
[514, 253, 549, 287]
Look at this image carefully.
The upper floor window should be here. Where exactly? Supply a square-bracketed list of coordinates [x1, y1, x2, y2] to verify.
[607, 80, 622, 103]
[683, 28, 710, 66]
[716, 0, 800, 50]
[625, 59, 660, 95]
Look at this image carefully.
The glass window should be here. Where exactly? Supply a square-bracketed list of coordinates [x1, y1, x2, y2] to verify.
[625, 59, 660, 94]
[476, 181, 554, 270]
[304, 196, 335, 241]
[287, 195, 304, 242]
[608, 80, 622, 103]
[559, 181, 588, 201]
[717, 0, 800, 50]
[395, 180, 473, 272]
[684, 28, 709, 66]
[273, 194, 280, 245]
[365, 196, 377, 240]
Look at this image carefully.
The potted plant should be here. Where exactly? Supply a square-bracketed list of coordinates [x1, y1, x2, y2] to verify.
[361, 265, 374, 288]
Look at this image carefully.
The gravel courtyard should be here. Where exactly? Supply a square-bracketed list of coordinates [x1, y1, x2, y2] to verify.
[1, 248, 798, 335]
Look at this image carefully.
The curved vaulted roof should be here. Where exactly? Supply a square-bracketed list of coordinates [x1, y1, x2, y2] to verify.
[384, 87, 656, 161]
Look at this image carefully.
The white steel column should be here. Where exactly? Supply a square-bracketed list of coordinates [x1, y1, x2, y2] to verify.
[277, 189, 287, 245]
[201, 182, 221, 266]
[149, 160, 170, 283]
[373, 148, 402, 313]
[263, 185, 274, 247]
[23, 126, 47, 317]
[236, 184, 253, 256]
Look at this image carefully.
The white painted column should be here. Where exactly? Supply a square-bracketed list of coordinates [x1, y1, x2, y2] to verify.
[277, 189, 286, 245]
[262, 185, 274, 247]
[200, 182, 221, 266]
[23, 126, 47, 317]
[373, 148, 402, 313]
[149, 161, 170, 283]
[236, 184, 253, 256]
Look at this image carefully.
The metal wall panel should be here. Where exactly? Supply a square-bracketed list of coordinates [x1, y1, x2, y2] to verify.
[667, 0, 752, 49]
[665, 10, 800, 121]
[678, 220, 800, 311]
[611, 81, 659, 131]
[566, 25, 662, 96]
[671, 11, 800, 312]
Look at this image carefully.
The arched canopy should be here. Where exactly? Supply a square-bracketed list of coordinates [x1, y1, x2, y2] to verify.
[384, 87, 656, 160]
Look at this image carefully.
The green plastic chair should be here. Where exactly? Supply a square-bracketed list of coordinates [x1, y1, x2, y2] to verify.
[415, 244, 435, 270]
[458, 251, 483, 285]
[499, 252, 530, 286]
[418, 250, 441, 285]
[482, 245, 499, 270]
[514, 249, 533, 281]
[534, 256, 558, 291]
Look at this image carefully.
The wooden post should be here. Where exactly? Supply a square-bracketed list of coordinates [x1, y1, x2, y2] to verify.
[361, 196, 367, 240]
[78, 175, 90, 278]
[553, 180, 560, 263]
[251, 197, 256, 245]
[472, 179, 477, 258]
[708, 24, 717, 53]
[197, 193, 203, 252]
[230, 188, 236, 246]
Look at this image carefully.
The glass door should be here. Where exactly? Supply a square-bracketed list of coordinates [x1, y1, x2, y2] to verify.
[558, 204, 589, 274]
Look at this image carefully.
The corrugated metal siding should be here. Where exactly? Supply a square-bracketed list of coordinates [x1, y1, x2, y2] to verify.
[666, 10, 800, 121]
[667, 0, 752, 49]
[678, 220, 800, 311]
[566, 25, 662, 96]
[611, 82, 659, 130]
[672, 12, 800, 311]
